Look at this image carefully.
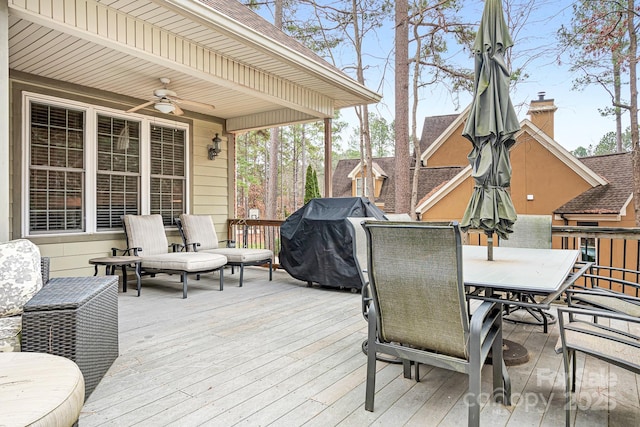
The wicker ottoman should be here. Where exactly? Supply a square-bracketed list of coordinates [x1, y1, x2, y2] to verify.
[21, 276, 119, 400]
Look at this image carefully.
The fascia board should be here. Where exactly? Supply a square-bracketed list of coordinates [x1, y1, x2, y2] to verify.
[420, 105, 470, 165]
[415, 165, 472, 214]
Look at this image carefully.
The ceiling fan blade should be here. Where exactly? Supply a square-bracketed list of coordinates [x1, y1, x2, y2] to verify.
[173, 103, 184, 116]
[172, 97, 215, 111]
[126, 100, 155, 113]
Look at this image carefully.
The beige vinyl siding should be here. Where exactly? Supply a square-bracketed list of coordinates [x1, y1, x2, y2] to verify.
[191, 118, 228, 240]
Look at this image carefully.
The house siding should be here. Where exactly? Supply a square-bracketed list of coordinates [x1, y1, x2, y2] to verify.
[509, 134, 592, 215]
[9, 77, 227, 277]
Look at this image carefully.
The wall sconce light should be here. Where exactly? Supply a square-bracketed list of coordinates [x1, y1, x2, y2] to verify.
[208, 133, 222, 160]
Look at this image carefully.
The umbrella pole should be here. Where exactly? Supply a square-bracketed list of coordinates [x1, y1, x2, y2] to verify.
[486, 232, 494, 261]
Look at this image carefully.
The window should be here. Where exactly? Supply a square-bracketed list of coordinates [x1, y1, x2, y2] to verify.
[577, 221, 598, 262]
[150, 126, 185, 226]
[29, 103, 85, 233]
[355, 177, 369, 197]
[96, 115, 141, 230]
[25, 95, 189, 236]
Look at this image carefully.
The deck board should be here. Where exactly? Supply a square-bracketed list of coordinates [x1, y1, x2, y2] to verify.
[79, 268, 640, 426]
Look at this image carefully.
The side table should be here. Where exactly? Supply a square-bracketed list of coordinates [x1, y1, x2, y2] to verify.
[89, 255, 142, 296]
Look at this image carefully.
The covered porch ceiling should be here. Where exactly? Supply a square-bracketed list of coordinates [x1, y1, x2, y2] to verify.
[7, 0, 381, 132]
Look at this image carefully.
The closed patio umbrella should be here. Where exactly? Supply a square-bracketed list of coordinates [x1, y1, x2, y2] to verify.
[461, 0, 520, 260]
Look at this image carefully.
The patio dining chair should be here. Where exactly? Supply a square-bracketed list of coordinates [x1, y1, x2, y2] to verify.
[568, 264, 640, 319]
[175, 214, 273, 287]
[556, 305, 640, 425]
[363, 221, 511, 427]
[499, 214, 556, 332]
[120, 215, 227, 298]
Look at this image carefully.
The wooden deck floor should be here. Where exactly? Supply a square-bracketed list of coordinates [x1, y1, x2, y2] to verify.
[80, 268, 640, 426]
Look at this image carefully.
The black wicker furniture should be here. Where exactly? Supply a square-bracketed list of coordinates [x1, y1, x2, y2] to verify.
[21, 275, 119, 400]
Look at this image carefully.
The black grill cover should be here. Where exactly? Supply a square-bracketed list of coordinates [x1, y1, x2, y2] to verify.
[279, 197, 386, 289]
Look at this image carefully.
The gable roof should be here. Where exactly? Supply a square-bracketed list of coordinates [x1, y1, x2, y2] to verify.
[420, 113, 460, 149]
[333, 157, 463, 213]
[420, 105, 470, 164]
[416, 119, 608, 215]
[555, 152, 633, 218]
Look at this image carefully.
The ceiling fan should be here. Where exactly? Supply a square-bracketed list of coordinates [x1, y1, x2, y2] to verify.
[126, 77, 215, 116]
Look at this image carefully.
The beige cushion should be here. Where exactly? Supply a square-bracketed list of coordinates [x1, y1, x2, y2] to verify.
[179, 214, 220, 250]
[0, 317, 22, 352]
[0, 352, 85, 426]
[123, 214, 170, 256]
[0, 239, 43, 318]
[141, 252, 227, 272]
[202, 248, 272, 264]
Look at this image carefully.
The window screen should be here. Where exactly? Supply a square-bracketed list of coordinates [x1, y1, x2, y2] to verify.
[29, 102, 85, 233]
[96, 115, 141, 230]
[150, 125, 186, 226]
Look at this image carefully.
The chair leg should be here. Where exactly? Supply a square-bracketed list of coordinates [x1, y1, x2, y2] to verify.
[219, 267, 224, 291]
[365, 305, 378, 412]
[268, 259, 273, 281]
[239, 264, 244, 287]
[564, 348, 574, 426]
[182, 272, 188, 299]
[402, 359, 412, 379]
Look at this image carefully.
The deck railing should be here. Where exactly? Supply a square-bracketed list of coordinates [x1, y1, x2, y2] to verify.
[228, 219, 640, 289]
[227, 219, 285, 267]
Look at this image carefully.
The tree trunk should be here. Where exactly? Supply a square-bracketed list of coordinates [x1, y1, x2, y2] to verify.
[266, 0, 283, 220]
[613, 58, 623, 152]
[628, 0, 640, 225]
[409, 13, 423, 220]
[394, 0, 410, 213]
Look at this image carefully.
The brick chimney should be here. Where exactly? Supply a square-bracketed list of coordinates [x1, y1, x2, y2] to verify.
[527, 92, 557, 139]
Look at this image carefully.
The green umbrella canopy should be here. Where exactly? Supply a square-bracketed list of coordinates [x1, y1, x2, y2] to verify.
[461, 0, 521, 241]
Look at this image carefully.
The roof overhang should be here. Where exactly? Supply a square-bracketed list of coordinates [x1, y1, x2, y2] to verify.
[347, 161, 387, 180]
[7, 0, 380, 133]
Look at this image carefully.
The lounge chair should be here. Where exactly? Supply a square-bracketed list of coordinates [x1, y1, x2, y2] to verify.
[175, 214, 273, 287]
[362, 221, 511, 427]
[121, 215, 227, 298]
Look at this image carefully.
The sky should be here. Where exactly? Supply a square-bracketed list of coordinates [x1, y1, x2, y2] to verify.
[257, 1, 631, 153]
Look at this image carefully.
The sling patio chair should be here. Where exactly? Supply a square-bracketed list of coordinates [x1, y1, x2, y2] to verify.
[363, 221, 511, 427]
[567, 264, 640, 319]
[175, 214, 273, 287]
[120, 214, 227, 298]
[499, 214, 556, 332]
[556, 304, 640, 425]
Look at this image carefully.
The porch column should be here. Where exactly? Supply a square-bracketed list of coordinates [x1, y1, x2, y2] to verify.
[324, 117, 332, 197]
[0, 0, 9, 241]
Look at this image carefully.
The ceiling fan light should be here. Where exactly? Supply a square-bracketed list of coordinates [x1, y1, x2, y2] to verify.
[154, 101, 175, 114]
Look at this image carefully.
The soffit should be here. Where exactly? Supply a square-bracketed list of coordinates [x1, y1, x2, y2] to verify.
[7, 0, 379, 131]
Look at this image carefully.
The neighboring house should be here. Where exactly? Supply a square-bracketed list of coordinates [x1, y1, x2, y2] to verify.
[333, 94, 635, 231]
[2, 0, 380, 275]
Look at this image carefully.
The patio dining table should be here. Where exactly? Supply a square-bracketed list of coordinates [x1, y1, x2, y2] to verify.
[463, 245, 591, 308]
[462, 245, 591, 365]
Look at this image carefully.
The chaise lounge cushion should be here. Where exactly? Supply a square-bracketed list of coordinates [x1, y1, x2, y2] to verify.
[178, 214, 273, 264]
[141, 252, 227, 272]
[202, 247, 272, 264]
[0, 239, 43, 352]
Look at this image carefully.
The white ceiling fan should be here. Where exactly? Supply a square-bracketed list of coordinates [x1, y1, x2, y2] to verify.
[126, 77, 215, 116]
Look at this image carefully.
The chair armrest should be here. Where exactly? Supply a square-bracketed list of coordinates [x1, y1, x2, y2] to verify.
[557, 305, 640, 325]
[112, 247, 141, 256]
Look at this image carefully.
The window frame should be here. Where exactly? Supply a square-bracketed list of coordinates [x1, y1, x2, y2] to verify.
[22, 92, 190, 237]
